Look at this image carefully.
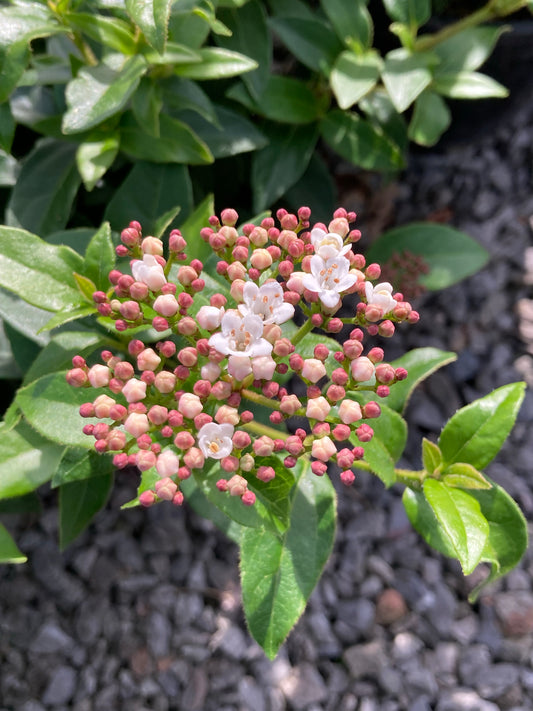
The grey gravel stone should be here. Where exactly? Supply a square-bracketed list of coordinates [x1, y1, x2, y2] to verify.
[30, 621, 75, 654]
[42, 666, 77, 706]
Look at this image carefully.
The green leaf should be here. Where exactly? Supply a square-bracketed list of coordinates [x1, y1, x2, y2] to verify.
[403, 486, 459, 559]
[320, 109, 404, 171]
[433, 71, 508, 99]
[120, 111, 213, 164]
[24, 330, 106, 384]
[0, 226, 84, 312]
[65, 11, 138, 54]
[252, 123, 318, 212]
[0, 41, 30, 103]
[52, 447, 114, 487]
[330, 50, 381, 110]
[441, 462, 491, 490]
[350, 403, 407, 487]
[320, 0, 373, 49]
[6, 139, 81, 236]
[46, 228, 97, 255]
[0, 3, 64, 45]
[216, 0, 271, 98]
[76, 133, 120, 191]
[126, 0, 172, 53]
[269, 16, 343, 73]
[421, 437, 442, 475]
[0, 419, 64, 499]
[423, 478, 488, 574]
[83, 222, 116, 291]
[432, 26, 507, 74]
[179, 105, 267, 159]
[121, 467, 159, 509]
[59, 473, 113, 549]
[382, 0, 431, 28]
[74, 271, 97, 303]
[468, 481, 528, 600]
[0, 320, 20, 379]
[131, 78, 162, 137]
[365, 222, 489, 290]
[161, 77, 217, 124]
[0, 491, 40, 514]
[180, 475, 243, 544]
[359, 88, 408, 156]
[286, 153, 336, 225]
[16, 371, 100, 449]
[105, 161, 193, 235]
[63, 54, 148, 134]
[178, 194, 215, 264]
[3, 321, 41, 375]
[240, 458, 336, 659]
[0, 149, 18, 187]
[0, 289, 51, 346]
[408, 90, 451, 146]
[227, 76, 323, 124]
[438, 382, 526, 470]
[40, 303, 97, 332]
[174, 47, 258, 80]
[142, 41, 202, 65]
[0, 102, 15, 153]
[385, 347, 457, 414]
[382, 49, 434, 113]
[0, 523, 26, 564]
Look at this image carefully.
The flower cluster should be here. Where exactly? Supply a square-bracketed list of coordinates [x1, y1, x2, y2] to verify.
[67, 207, 418, 507]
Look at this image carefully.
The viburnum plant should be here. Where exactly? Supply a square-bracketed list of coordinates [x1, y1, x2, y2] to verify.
[0, 207, 527, 658]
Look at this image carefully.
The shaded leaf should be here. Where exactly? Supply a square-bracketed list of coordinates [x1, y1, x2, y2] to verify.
[433, 72, 508, 99]
[320, 0, 373, 49]
[382, 49, 434, 113]
[83, 222, 116, 291]
[178, 194, 215, 264]
[432, 26, 507, 74]
[382, 0, 431, 27]
[228, 76, 323, 124]
[331, 50, 381, 109]
[0, 523, 26, 564]
[65, 11, 138, 54]
[408, 90, 451, 146]
[286, 153, 336, 225]
[76, 133, 120, 191]
[0, 289, 51, 346]
[421, 437, 442, 475]
[59, 473, 113, 549]
[52, 447, 114, 487]
[24, 330, 106, 384]
[174, 47, 258, 80]
[269, 16, 342, 72]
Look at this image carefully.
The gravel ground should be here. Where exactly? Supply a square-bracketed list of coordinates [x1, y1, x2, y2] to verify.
[2, 94, 533, 711]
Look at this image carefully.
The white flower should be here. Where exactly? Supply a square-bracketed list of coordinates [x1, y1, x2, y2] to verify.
[364, 281, 396, 314]
[131, 254, 166, 291]
[208, 311, 273, 357]
[302, 255, 358, 308]
[310, 227, 351, 261]
[197, 422, 234, 459]
[197, 305, 225, 331]
[238, 281, 294, 325]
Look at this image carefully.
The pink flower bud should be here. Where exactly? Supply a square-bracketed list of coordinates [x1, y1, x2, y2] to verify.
[178, 466, 191, 480]
[232, 430, 251, 450]
[174, 431, 195, 450]
[279, 394, 302, 416]
[211, 380, 232, 400]
[152, 371, 176, 394]
[230, 278, 246, 302]
[251, 355, 277, 380]
[284, 435, 304, 456]
[119, 300, 141, 321]
[139, 490, 156, 507]
[306, 396, 331, 421]
[88, 364, 111, 388]
[196, 305, 224, 331]
[215, 405, 240, 426]
[262, 381, 279, 399]
[257, 466, 276, 482]
[67, 368, 88, 387]
[122, 378, 147, 403]
[286, 272, 305, 293]
[201, 362, 221, 383]
[221, 455, 239, 472]
[351, 356, 375, 382]
[395, 367, 408, 381]
[153, 294, 179, 318]
[109, 404, 127, 421]
[156, 450, 180, 477]
[301, 358, 326, 383]
[241, 491, 256, 506]
[279, 260, 294, 277]
[173, 491, 185, 506]
[91, 394, 114, 418]
[141, 236, 163, 255]
[253, 436, 275, 456]
[178, 347, 198, 368]
[311, 435, 337, 462]
[227, 474, 248, 497]
[113, 361, 133, 381]
[183, 447, 205, 469]
[326, 384, 345, 402]
[146, 405, 167, 425]
[152, 316, 169, 332]
[356, 424, 373, 442]
[375, 363, 396, 385]
[155, 477, 178, 501]
[124, 412, 150, 437]
[332, 424, 351, 441]
[178, 393, 203, 419]
[312, 422, 330, 437]
[311, 461, 327, 476]
[338, 399, 363, 424]
[363, 401, 381, 419]
[343, 339, 364, 360]
[314, 344, 330, 361]
[340, 470, 355, 486]
[337, 448, 355, 468]
[328, 217, 349, 237]
[79, 402, 95, 418]
[176, 316, 197, 336]
[136, 348, 161, 372]
[326, 318, 343, 333]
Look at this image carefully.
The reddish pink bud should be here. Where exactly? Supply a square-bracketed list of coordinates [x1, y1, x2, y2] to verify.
[279, 394, 302, 416]
[363, 401, 381, 419]
[375, 363, 396, 385]
[183, 447, 205, 469]
[83, 424, 94, 436]
[395, 367, 408, 380]
[232, 430, 251, 449]
[178, 467, 191, 480]
[221, 208, 239, 226]
[67, 368, 88, 387]
[173, 491, 185, 506]
[192, 380, 211, 399]
[221, 456, 239, 473]
[256, 465, 276, 482]
[136, 434, 152, 450]
[365, 263, 381, 279]
[378, 320, 395, 338]
[216, 479, 229, 492]
[356, 424, 373, 442]
[177, 266, 198, 286]
[169, 231, 187, 252]
[340, 470, 355, 486]
[227, 392, 241, 408]
[278, 260, 294, 278]
[211, 380, 232, 400]
[108, 378, 124, 394]
[285, 435, 304, 456]
[332, 424, 350, 441]
[128, 340, 144, 357]
[376, 385, 390, 398]
[267, 245, 281, 261]
[115, 245, 129, 257]
[327, 384, 345, 402]
[191, 278, 205, 293]
[298, 206, 311, 221]
[408, 311, 420, 324]
[174, 431, 195, 449]
[109, 404, 127, 421]
[155, 477, 178, 501]
[280, 213, 298, 230]
[312, 422, 330, 438]
[331, 368, 349, 386]
[253, 436, 275, 457]
[140, 371, 155, 386]
[311, 461, 327, 476]
[108, 269, 122, 285]
[337, 448, 355, 468]
[177, 317, 197, 336]
[241, 491, 256, 506]
[148, 405, 168, 425]
[262, 381, 279, 399]
[194, 413, 213, 431]
[326, 318, 343, 333]
[79, 403, 94, 419]
[270, 411, 283, 424]
[342, 340, 363, 360]
[113, 453, 129, 469]
[283, 456, 296, 468]
[113, 361, 134, 381]
[240, 410, 254, 423]
[215, 405, 240, 426]
[139, 490, 156, 507]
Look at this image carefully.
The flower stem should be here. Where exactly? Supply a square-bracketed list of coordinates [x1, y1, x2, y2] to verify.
[241, 388, 282, 411]
[291, 317, 314, 346]
[242, 419, 289, 440]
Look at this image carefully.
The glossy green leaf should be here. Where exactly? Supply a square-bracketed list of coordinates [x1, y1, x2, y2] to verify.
[179, 105, 267, 159]
[269, 16, 342, 73]
[174, 47, 258, 80]
[438, 382, 526, 470]
[0, 523, 26, 564]
[65, 11, 138, 54]
[331, 50, 381, 109]
[382, 49, 434, 113]
[268, 0, 316, 19]
[0, 226, 84, 312]
[41, 304, 97, 332]
[161, 77, 217, 124]
[320, 0, 373, 49]
[6, 139, 81, 236]
[121, 468, 159, 508]
[131, 78, 162, 137]
[441, 462, 491, 490]
[178, 194, 215, 264]
[16, 371, 99, 448]
[382, 0, 430, 27]
[432, 26, 507, 74]
[180, 475, 242, 544]
[216, 0, 271, 98]
[142, 41, 202, 65]
[359, 88, 408, 156]
[120, 112, 213, 164]
[350, 403, 407, 487]
[433, 71, 508, 99]
[365, 222, 489, 290]
[469, 481, 528, 600]
[0, 103, 15, 153]
[46, 228, 97, 255]
[59, 473, 113, 549]
[423, 478, 488, 574]
[227, 76, 322, 124]
[0, 419, 64, 499]
[105, 161, 192, 235]
[74, 271, 98, 304]
[52, 447, 114, 487]
[421, 437, 442, 475]
[385, 347, 457, 414]
[403, 486, 459, 559]
[3, 321, 41, 375]
[0, 41, 30, 103]
[63, 54, 148, 134]
[252, 123, 318, 212]
[320, 109, 404, 171]
[0, 321, 20, 379]
[286, 153, 336, 225]
[126, 0, 172, 53]
[408, 90, 451, 146]
[24, 330, 106, 384]
[83, 222, 116, 292]
[0, 3, 63, 45]
[240, 458, 336, 659]
[0, 289, 51, 346]
[0, 149, 17, 187]
[76, 133, 120, 191]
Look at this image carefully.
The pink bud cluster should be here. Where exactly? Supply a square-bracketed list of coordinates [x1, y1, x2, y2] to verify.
[67, 208, 418, 507]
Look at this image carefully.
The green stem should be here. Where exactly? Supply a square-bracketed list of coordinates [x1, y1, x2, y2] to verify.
[291, 317, 314, 346]
[241, 388, 282, 411]
[414, 0, 528, 52]
[242, 419, 289, 440]
[352, 460, 426, 489]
